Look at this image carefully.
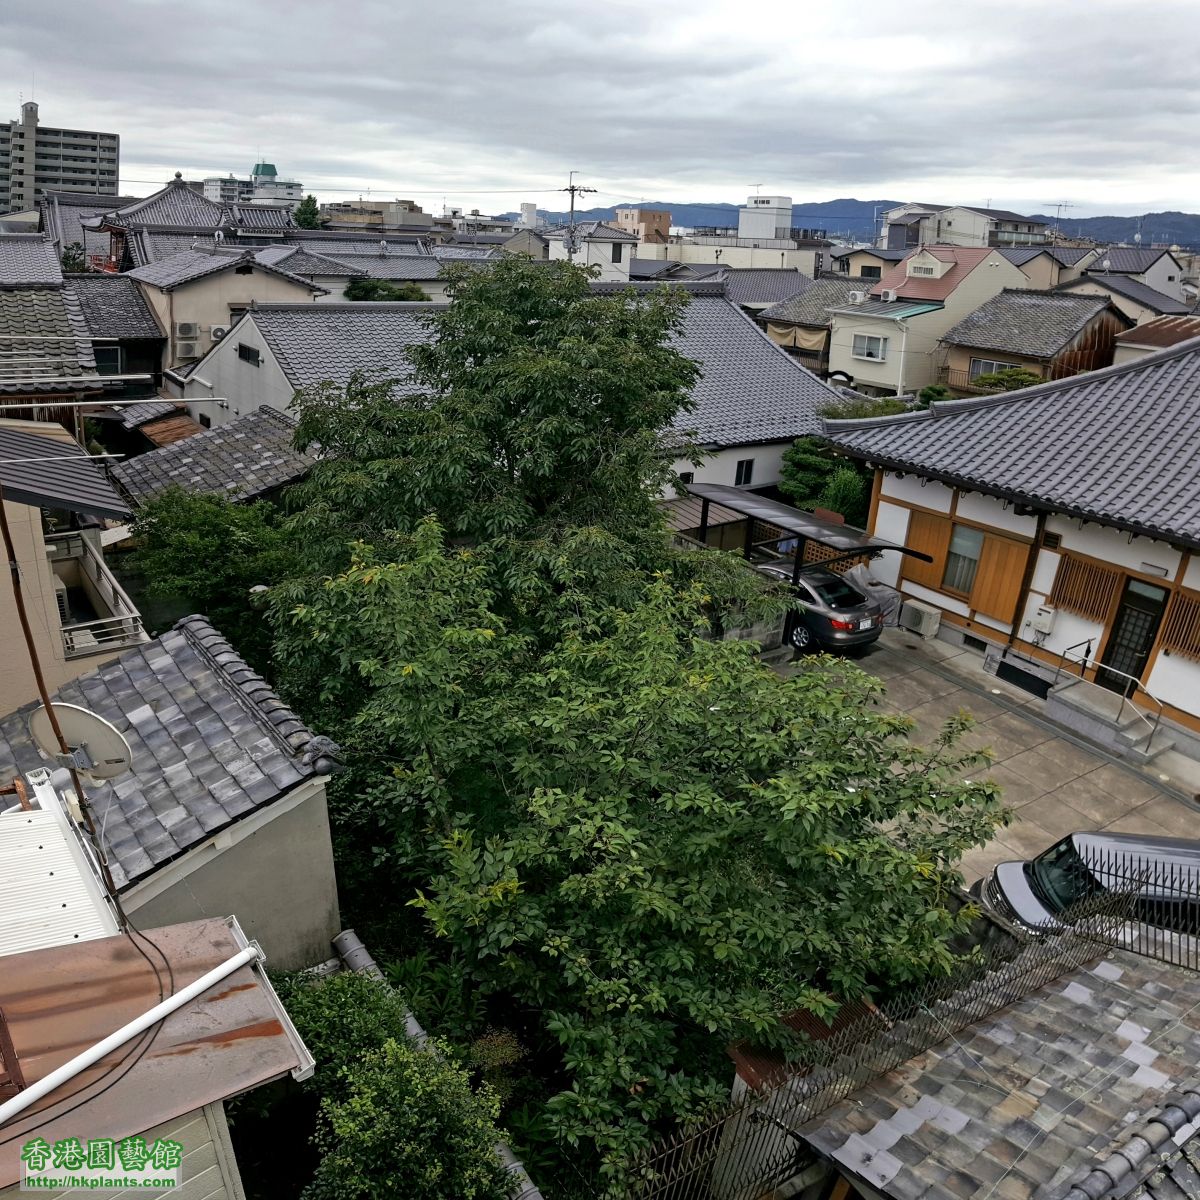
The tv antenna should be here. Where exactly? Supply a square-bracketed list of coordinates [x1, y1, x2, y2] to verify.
[559, 171, 596, 262]
[29, 703, 133, 782]
[1045, 200, 1076, 238]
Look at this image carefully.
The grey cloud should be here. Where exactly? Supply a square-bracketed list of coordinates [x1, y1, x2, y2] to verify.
[2, 0, 1199, 210]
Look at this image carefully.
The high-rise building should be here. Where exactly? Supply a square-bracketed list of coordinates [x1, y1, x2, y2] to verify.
[201, 161, 304, 209]
[0, 101, 120, 213]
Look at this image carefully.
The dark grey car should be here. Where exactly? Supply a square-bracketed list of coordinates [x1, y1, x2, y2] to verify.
[756, 564, 885, 653]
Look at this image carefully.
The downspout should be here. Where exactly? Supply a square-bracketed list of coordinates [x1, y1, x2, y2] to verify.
[0, 945, 261, 1127]
[895, 319, 909, 397]
[1005, 510, 1048, 655]
[332, 930, 545, 1200]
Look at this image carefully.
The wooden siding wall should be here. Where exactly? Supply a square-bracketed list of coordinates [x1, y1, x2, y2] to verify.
[1160, 590, 1200, 662]
[1049, 308, 1129, 378]
[1048, 556, 1123, 621]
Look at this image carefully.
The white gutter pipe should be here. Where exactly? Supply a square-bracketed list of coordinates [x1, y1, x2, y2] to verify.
[0, 944, 261, 1127]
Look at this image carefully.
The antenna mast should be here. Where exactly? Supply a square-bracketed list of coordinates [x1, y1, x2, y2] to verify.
[560, 171, 596, 262]
[1045, 200, 1076, 241]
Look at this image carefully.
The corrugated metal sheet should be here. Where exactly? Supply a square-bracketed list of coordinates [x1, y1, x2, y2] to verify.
[0, 806, 116, 958]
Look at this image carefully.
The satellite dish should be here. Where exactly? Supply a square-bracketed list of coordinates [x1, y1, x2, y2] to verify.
[28, 704, 133, 781]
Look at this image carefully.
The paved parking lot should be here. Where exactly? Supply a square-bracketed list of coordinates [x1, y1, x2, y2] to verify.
[819, 630, 1200, 883]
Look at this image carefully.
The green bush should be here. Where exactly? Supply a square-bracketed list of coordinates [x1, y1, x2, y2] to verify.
[305, 1038, 513, 1200]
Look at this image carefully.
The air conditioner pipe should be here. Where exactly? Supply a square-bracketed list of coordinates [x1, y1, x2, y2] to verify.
[0, 944, 261, 1128]
[332, 929, 545, 1200]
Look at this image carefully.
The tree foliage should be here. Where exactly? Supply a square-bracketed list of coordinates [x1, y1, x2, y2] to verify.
[818, 393, 908, 420]
[814, 465, 868, 525]
[970, 366, 1042, 392]
[60, 242, 86, 272]
[918, 383, 952, 406]
[294, 194, 322, 229]
[274, 530, 1007, 1184]
[344, 277, 431, 302]
[130, 489, 295, 670]
[275, 971, 512, 1200]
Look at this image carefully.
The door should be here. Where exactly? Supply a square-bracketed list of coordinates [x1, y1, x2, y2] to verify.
[1097, 579, 1169, 695]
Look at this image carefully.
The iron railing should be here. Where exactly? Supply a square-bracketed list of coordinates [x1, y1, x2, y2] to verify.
[627, 855, 1200, 1199]
[1051, 639, 1166, 748]
[44, 531, 145, 658]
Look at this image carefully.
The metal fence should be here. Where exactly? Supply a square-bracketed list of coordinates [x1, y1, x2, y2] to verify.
[626, 849, 1200, 1199]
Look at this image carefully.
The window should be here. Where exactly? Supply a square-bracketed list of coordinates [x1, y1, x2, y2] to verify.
[1049, 555, 1122, 621]
[237, 343, 261, 366]
[611, 242, 623, 263]
[234, 264, 254, 275]
[734, 458, 754, 486]
[852, 334, 888, 361]
[910, 265, 936, 276]
[93, 346, 122, 375]
[859, 265, 882, 280]
[942, 526, 984, 594]
[969, 357, 1018, 379]
[677, 470, 694, 485]
[198, 412, 212, 429]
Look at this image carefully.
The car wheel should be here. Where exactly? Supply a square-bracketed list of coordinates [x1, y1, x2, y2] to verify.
[790, 622, 814, 652]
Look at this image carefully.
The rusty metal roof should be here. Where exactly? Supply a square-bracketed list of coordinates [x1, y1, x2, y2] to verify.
[0, 916, 312, 1186]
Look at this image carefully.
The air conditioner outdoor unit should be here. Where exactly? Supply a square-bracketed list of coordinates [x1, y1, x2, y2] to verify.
[880, 288, 898, 302]
[175, 321, 199, 339]
[53, 576, 69, 626]
[177, 341, 200, 360]
[848, 290, 865, 304]
[899, 599, 942, 640]
[210, 324, 230, 340]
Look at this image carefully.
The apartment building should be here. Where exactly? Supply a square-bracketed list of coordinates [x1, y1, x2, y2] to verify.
[614, 206, 671, 243]
[201, 161, 303, 208]
[0, 102, 119, 212]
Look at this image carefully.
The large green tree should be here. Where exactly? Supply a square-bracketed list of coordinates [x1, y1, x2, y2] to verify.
[294, 194, 322, 229]
[344, 277, 431, 301]
[274, 523, 1007, 1186]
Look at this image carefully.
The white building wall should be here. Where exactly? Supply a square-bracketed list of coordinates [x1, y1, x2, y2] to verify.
[1145, 652, 1200, 714]
[635, 242, 822, 274]
[671, 442, 788, 490]
[1046, 515, 1182, 577]
[880, 472, 954, 512]
[872, 500, 911, 586]
[182, 318, 295, 429]
[954, 491, 1038, 537]
[1139, 254, 1186, 301]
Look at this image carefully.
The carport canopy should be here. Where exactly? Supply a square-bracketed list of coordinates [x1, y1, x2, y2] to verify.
[682, 481, 932, 585]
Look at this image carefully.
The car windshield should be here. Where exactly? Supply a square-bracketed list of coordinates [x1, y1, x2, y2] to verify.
[1029, 838, 1095, 913]
[811, 579, 864, 610]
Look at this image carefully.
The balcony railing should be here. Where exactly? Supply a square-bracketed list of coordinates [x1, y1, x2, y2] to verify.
[44, 531, 146, 659]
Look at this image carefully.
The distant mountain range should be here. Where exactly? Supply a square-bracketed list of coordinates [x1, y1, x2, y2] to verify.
[501, 200, 1200, 248]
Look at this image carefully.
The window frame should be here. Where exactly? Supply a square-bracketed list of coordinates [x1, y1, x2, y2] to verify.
[611, 242, 623, 264]
[236, 342, 261, 367]
[941, 524, 986, 597]
[852, 333, 888, 361]
[734, 458, 754, 487]
[969, 356, 1019, 379]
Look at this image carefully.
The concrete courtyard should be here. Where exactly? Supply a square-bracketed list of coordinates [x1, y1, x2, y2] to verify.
[810, 629, 1200, 883]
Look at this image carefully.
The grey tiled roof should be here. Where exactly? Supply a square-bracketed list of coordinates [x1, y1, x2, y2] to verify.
[759, 277, 880, 326]
[256, 246, 365, 277]
[101, 178, 227, 229]
[959, 205, 1046, 223]
[64, 273, 163, 339]
[39, 192, 140, 252]
[998, 246, 1050, 267]
[325, 254, 444, 281]
[798, 948, 1200, 1200]
[941, 289, 1117, 358]
[0, 616, 339, 890]
[0, 235, 63, 287]
[826, 337, 1200, 547]
[251, 287, 836, 448]
[228, 203, 295, 230]
[116, 400, 181, 429]
[288, 234, 426, 255]
[0, 423, 128, 519]
[432, 246, 499, 261]
[1049, 247, 1097, 267]
[1065, 274, 1190, 315]
[112, 405, 313, 505]
[543, 221, 640, 243]
[721, 268, 814, 306]
[127, 249, 324, 293]
[1090, 247, 1174, 274]
[0, 287, 100, 395]
[830, 247, 909, 262]
[249, 302, 442, 387]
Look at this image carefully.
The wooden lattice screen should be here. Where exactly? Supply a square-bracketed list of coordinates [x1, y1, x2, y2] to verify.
[1160, 590, 1200, 662]
[1048, 555, 1122, 622]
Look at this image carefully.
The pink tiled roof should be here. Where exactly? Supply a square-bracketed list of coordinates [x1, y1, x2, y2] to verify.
[870, 246, 996, 302]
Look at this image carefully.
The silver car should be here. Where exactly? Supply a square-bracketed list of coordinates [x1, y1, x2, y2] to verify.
[757, 564, 885, 653]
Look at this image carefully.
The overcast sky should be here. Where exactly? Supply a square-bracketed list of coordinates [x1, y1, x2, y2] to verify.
[4, 0, 1198, 219]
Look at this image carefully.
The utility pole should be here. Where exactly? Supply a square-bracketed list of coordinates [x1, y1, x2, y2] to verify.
[560, 171, 596, 262]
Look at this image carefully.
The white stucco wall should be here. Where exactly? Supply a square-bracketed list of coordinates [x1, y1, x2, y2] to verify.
[880, 472, 954, 512]
[1046, 515, 1182, 578]
[871, 500, 911, 586]
[954, 491, 1039, 537]
[182, 317, 295, 429]
[1145, 651, 1200, 713]
[672, 442, 788, 489]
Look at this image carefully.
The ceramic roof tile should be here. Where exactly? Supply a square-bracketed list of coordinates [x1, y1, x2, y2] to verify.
[63, 272, 162, 338]
[941, 289, 1118, 358]
[826, 337, 1200, 547]
[1089, 248, 1175, 274]
[799, 949, 1200, 1200]
[38, 192, 139, 253]
[249, 284, 837, 448]
[871, 247, 997, 302]
[1063, 275, 1190, 315]
[100, 177, 227, 228]
[112, 405, 313, 504]
[0, 616, 339, 890]
[543, 220, 640, 242]
[760, 276, 877, 326]
[722, 268, 814, 306]
[320, 253, 444, 280]
[0, 235, 63, 287]
[0, 286, 101, 395]
[127, 249, 324, 293]
[116, 399, 180, 429]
